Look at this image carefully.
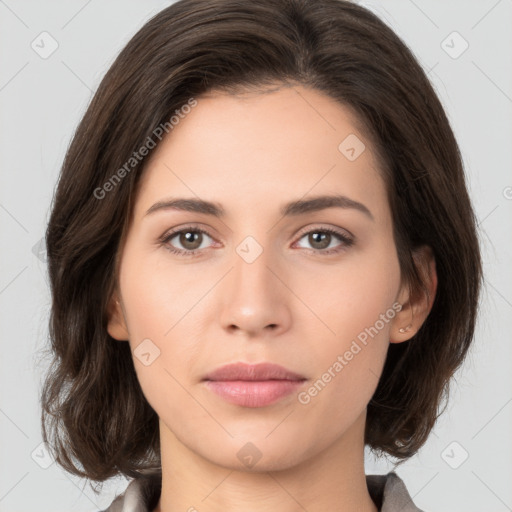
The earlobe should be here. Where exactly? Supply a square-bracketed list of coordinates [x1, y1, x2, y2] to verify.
[398, 324, 413, 334]
[390, 245, 437, 344]
[389, 285, 416, 344]
[106, 295, 130, 341]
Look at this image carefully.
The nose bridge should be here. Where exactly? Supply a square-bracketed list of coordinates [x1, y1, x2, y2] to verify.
[218, 233, 290, 334]
[231, 234, 276, 300]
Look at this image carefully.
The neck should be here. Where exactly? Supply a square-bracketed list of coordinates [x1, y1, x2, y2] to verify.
[154, 410, 378, 512]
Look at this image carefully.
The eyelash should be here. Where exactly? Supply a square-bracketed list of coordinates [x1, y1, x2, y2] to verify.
[159, 224, 354, 258]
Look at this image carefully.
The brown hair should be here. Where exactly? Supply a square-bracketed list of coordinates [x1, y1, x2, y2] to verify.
[41, 0, 482, 482]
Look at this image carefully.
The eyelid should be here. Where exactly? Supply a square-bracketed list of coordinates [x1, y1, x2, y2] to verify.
[294, 223, 354, 241]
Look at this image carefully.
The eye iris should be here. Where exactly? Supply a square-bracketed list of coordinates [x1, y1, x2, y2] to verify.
[309, 232, 330, 249]
[180, 231, 202, 250]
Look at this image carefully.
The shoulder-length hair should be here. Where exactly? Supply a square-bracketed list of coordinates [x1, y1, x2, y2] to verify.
[42, 0, 482, 481]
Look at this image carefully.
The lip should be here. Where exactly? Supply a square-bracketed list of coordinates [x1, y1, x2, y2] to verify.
[203, 362, 307, 408]
[203, 362, 306, 382]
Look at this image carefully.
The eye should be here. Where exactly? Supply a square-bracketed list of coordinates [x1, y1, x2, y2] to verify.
[161, 226, 215, 256]
[294, 227, 354, 254]
[160, 225, 354, 258]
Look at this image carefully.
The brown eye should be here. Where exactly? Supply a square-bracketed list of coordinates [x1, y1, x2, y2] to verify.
[308, 232, 331, 250]
[178, 231, 203, 250]
[162, 227, 214, 256]
[295, 227, 354, 254]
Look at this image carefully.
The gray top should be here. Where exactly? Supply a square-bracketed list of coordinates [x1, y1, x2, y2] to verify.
[100, 471, 424, 511]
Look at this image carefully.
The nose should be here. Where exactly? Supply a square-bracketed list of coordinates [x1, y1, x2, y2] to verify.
[219, 242, 292, 338]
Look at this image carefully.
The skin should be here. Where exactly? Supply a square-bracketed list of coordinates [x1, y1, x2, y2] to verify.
[107, 84, 437, 512]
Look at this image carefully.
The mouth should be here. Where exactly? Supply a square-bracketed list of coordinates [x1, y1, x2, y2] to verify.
[202, 362, 307, 408]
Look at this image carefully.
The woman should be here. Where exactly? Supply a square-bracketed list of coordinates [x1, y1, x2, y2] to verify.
[41, 1, 482, 510]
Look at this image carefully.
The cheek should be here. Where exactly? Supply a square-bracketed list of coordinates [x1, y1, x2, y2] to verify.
[295, 243, 400, 400]
[119, 242, 197, 340]
[296, 242, 401, 345]
[295, 264, 397, 435]
[118, 245, 205, 399]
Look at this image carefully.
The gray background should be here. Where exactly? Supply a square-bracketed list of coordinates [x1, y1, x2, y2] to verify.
[1, 0, 511, 510]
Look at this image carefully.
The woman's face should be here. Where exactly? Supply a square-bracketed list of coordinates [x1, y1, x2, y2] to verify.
[108, 85, 414, 471]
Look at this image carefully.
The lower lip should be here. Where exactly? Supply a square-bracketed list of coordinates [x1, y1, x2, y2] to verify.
[204, 379, 305, 407]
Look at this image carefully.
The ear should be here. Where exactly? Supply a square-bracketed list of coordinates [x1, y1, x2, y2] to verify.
[390, 245, 437, 343]
[106, 291, 130, 341]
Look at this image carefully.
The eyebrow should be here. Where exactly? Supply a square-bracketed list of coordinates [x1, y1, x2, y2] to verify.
[144, 194, 374, 221]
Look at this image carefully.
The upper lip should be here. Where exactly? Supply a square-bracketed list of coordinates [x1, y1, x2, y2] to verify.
[203, 362, 306, 381]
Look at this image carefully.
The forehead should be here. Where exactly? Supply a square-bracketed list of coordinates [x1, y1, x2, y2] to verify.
[134, 85, 387, 222]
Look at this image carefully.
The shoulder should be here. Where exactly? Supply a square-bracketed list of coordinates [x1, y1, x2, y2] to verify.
[99, 471, 161, 512]
[366, 471, 426, 512]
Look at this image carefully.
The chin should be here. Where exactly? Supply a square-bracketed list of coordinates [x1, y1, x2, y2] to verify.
[196, 435, 314, 473]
